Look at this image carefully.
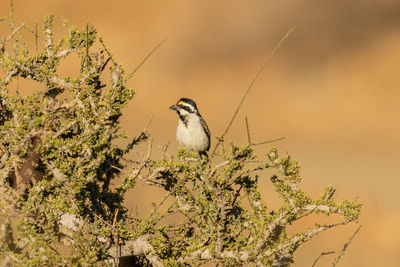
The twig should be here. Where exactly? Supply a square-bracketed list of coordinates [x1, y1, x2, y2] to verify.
[117, 162, 148, 193]
[245, 116, 251, 145]
[12, 161, 21, 189]
[94, 213, 117, 230]
[0, 23, 25, 52]
[9, 0, 14, 28]
[99, 37, 117, 66]
[112, 208, 119, 226]
[331, 225, 362, 266]
[211, 27, 295, 157]
[251, 136, 285, 146]
[146, 138, 153, 160]
[231, 184, 244, 207]
[262, 221, 349, 261]
[85, 23, 89, 68]
[9, 0, 15, 57]
[209, 145, 250, 176]
[210, 136, 285, 176]
[45, 242, 66, 262]
[124, 115, 152, 154]
[154, 205, 181, 225]
[53, 120, 77, 138]
[146, 176, 193, 226]
[162, 140, 171, 160]
[184, 185, 216, 224]
[112, 208, 120, 266]
[35, 22, 38, 53]
[312, 251, 335, 267]
[143, 115, 153, 133]
[15, 23, 41, 40]
[125, 38, 167, 82]
[149, 192, 172, 220]
[296, 187, 338, 221]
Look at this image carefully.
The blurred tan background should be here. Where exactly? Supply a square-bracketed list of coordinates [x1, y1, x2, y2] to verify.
[1, 0, 400, 266]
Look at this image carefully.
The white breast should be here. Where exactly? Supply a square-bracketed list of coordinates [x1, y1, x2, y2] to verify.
[176, 114, 209, 152]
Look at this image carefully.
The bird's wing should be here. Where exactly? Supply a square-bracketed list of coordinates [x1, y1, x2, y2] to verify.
[200, 116, 211, 151]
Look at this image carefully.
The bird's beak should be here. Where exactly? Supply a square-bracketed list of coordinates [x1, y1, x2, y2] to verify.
[169, 104, 178, 110]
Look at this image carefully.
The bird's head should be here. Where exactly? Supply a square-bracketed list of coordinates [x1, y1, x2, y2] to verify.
[169, 98, 199, 116]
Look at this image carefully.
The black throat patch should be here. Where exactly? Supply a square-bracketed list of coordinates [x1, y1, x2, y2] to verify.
[178, 113, 188, 126]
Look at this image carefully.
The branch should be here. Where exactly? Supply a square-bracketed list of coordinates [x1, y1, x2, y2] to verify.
[44, 16, 54, 57]
[211, 27, 295, 157]
[312, 251, 335, 267]
[311, 224, 361, 267]
[124, 115, 152, 154]
[108, 235, 163, 267]
[261, 222, 348, 263]
[245, 116, 251, 145]
[331, 225, 362, 266]
[209, 137, 284, 176]
[251, 136, 285, 146]
[125, 38, 167, 82]
[0, 23, 25, 52]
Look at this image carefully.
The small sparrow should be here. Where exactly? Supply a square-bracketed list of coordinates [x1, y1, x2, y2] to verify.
[169, 98, 210, 157]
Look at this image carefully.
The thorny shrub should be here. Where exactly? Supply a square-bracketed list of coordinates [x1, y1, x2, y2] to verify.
[0, 10, 361, 267]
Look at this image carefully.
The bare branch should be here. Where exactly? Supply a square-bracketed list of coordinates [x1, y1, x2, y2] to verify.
[162, 140, 171, 160]
[0, 23, 25, 52]
[99, 37, 117, 66]
[143, 114, 153, 133]
[85, 23, 89, 68]
[9, 0, 14, 29]
[261, 222, 348, 263]
[146, 138, 153, 160]
[312, 251, 335, 267]
[210, 136, 284, 176]
[35, 22, 38, 53]
[9, 0, 16, 57]
[44, 17, 54, 57]
[125, 38, 167, 82]
[124, 115, 153, 154]
[331, 225, 362, 266]
[251, 136, 285, 146]
[245, 116, 251, 145]
[211, 27, 295, 157]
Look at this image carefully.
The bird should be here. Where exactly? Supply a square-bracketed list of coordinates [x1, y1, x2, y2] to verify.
[169, 98, 210, 157]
